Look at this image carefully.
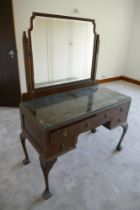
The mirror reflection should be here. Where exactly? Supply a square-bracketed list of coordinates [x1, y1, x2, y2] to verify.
[31, 17, 94, 88]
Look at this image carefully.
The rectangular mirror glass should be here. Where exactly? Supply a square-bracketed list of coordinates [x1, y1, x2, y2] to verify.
[31, 17, 94, 88]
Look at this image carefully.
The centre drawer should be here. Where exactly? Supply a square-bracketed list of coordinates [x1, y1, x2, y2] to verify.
[74, 110, 112, 134]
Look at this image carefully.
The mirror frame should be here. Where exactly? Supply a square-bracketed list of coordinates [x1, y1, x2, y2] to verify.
[22, 12, 100, 100]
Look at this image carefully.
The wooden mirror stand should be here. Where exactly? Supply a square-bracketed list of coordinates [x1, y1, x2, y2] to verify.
[22, 12, 100, 101]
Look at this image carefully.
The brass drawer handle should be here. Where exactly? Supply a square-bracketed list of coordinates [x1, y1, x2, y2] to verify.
[62, 129, 67, 138]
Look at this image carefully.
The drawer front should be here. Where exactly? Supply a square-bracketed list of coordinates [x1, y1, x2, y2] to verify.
[47, 139, 75, 158]
[75, 111, 111, 134]
[48, 126, 76, 158]
[104, 101, 130, 129]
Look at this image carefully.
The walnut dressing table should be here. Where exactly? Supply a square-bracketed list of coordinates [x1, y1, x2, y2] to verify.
[20, 13, 131, 199]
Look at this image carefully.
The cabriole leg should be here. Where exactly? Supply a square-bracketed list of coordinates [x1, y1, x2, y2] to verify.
[20, 132, 30, 165]
[116, 123, 128, 151]
[39, 156, 57, 200]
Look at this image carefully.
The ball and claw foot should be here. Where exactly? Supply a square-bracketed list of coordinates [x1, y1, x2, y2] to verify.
[42, 190, 52, 200]
[91, 128, 97, 133]
[23, 158, 30, 165]
[116, 145, 123, 151]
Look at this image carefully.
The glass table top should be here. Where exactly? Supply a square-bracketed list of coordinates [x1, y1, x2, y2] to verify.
[23, 86, 130, 128]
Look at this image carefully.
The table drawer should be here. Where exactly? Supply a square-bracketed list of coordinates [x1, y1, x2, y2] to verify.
[104, 101, 130, 129]
[48, 126, 76, 158]
[75, 111, 112, 133]
[47, 139, 75, 158]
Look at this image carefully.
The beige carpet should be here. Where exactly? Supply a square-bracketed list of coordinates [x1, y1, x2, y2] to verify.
[0, 80, 140, 210]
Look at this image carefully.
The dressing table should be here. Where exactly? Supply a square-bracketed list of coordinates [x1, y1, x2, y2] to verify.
[20, 12, 131, 199]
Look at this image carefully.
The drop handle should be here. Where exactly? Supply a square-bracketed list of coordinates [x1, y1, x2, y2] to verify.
[8, 50, 15, 59]
[62, 129, 67, 138]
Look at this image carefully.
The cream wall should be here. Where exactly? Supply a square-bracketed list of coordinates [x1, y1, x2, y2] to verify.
[12, 0, 135, 92]
[125, 0, 140, 80]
